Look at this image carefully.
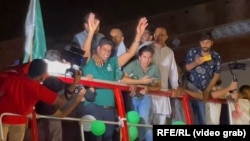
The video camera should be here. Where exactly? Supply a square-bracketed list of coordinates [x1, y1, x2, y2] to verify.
[228, 61, 246, 82]
[67, 85, 96, 102]
[228, 61, 246, 93]
[74, 85, 84, 93]
[63, 44, 87, 77]
[65, 65, 80, 78]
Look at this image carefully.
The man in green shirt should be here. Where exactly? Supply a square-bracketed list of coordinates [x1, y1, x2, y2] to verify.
[80, 13, 150, 141]
[122, 45, 161, 141]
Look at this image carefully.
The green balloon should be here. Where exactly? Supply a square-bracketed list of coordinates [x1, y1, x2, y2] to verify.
[91, 120, 106, 136]
[126, 111, 140, 124]
[128, 126, 138, 141]
[172, 121, 186, 125]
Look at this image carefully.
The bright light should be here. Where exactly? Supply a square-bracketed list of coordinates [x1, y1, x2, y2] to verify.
[44, 59, 71, 75]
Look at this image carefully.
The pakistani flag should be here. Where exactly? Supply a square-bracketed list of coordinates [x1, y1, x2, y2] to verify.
[23, 0, 46, 63]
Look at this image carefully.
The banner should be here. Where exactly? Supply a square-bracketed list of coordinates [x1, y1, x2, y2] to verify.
[23, 0, 46, 63]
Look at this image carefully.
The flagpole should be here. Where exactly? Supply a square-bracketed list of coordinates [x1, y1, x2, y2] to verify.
[29, 27, 35, 62]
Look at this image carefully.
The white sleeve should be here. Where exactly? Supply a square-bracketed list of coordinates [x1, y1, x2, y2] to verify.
[168, 53, 179, 89]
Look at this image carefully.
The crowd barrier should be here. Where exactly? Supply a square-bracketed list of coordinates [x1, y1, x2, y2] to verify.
[54, 74, 193, 141]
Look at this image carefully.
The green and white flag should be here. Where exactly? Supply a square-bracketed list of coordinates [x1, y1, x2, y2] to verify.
[23, 0, 46, 63]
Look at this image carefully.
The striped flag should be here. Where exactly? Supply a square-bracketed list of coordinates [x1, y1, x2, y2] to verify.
[23, 0, 46, 63]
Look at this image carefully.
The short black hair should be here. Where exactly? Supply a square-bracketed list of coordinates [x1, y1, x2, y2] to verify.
[239, 85, 250, 94]
[28, 59, 47, 78]
[138, 45, 154, 56]
[200, 32, 213, 41]
[145, 25, 155, 36]
[98, 37, 115, 49]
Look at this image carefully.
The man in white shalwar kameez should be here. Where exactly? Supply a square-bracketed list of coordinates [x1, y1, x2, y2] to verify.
[151, 27, 179, 125]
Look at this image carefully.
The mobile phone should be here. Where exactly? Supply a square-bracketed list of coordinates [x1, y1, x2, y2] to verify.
[202, 55, 212, 61]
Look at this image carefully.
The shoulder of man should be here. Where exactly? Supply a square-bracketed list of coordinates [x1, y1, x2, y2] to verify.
[190, 47, 200, 51]
[210, 50, 221, 57]
[164, 45, 175, 52]
[186, 47, 201, 55]
[96, 32, 105, 38]
[74, 30, 86, 37]
[73, 30, 88, 41]
[122, 59, 137, 72]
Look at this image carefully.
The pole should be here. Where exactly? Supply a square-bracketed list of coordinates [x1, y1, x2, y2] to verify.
[114, 88, 129, 141]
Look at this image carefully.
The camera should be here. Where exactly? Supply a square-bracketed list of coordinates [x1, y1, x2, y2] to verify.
[73, 85, 96, 102]
[74, 85, 84, 93]
[63, 43, 87, 78]
[63, 44, 87, 66]
[65, 64, 81, 78]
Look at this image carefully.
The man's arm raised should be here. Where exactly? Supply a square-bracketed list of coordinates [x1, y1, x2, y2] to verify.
[118, 17, 148, 67]
[82, 13, 100, 61]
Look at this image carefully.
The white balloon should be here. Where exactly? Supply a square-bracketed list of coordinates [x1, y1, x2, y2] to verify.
[81, 115, 96, 132]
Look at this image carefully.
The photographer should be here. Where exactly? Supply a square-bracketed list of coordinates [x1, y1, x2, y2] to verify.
[0, 59, 85, 141]
[34, 49, 95, 141]
[34, 70, 85, 141]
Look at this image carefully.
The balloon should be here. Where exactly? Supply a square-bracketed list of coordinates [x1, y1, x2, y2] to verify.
[126, 111, 140, 124]
[172, 121, 186, 125]
[91, 120, 106, 136]
[128, 126, 138, 141]
[81, 115, 96, 131]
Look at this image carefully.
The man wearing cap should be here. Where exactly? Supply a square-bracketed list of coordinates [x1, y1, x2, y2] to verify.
[184, 32, 221, 124]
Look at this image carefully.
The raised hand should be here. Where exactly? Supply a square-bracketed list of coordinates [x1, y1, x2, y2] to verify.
[87, 13, 100, 33]
[136, 17, 148, 37]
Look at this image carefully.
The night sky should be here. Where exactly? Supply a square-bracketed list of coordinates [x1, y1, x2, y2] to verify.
[0, 0, 213, 42]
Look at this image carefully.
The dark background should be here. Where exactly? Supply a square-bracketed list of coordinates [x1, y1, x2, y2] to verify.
[0, 0, 213, 42]
[1, 0, 250, 70]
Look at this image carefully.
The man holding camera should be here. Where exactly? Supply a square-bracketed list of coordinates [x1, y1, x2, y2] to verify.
[0, 59, 86, 141]
[34, 70, 87, 141]
[37, 49, 96, 141]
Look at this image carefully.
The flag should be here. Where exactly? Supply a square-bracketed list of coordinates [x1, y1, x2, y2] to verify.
[23, 0, 46, 63]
